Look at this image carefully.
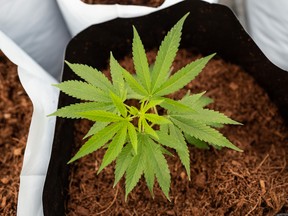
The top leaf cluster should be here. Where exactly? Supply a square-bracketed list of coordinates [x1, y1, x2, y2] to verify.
[50, 13, 242, 200]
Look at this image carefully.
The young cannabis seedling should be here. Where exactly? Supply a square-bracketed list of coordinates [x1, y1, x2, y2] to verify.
[49, 13, 242, 200]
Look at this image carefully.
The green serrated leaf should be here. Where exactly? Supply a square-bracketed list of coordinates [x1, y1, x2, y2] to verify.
[125, 148, 144, 200]
[151, 13, 189, 93]
[122, 69, 149, 97]
[154, 54, 216, 96]
[146, 137, 171, 200]
[110, 53, 125, 98]
[159, 146, 174, 157]
[128, 106, 139, 116]
[160, 124, 169, 134]
[132, 26, 151, 92]
[110, 91, 127, 117]
[209, 123, 224, 128]
[126, 87, 145, 100]
[83, 108, 117, 139]
[171, 109, 241, 126]
[114, 144, 133, 187]
[181, 91, 206, 105]
[142, 119, 158, 139]
[142, 99, 164, 113]
[143, 165, 155, 197]
[170, 116, 242, 151]
[48, 102, 113, 119]
[83, 121, 109, 139]
[143, 146, 155, 197]
[77, 110, 124, 122]
[98, 123, 128, 173]
[156, 124, 190, 179]
[180, 92, 213, 109]
[144, 113, 171, 125]
[68, 122, 123, 163]
[66, 61, 114, 92]
[196, 96, 213, 108]
[184, 133, 209, 149]
[160, 97, 195, 113]
[53, 81, 110, 102]
[127, 122, 138, 154]
[169, 124, 190, 179]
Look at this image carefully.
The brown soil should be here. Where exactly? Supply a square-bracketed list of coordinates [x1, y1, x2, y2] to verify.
[66, 49, 288, 215]
[0, 51, 33, 215]
[81, 0, 165, 7]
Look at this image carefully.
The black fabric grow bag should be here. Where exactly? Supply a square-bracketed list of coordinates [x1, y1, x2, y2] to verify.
[43, 0, 288, 215]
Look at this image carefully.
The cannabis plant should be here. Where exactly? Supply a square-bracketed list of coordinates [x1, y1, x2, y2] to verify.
[49, 13, 242, 200]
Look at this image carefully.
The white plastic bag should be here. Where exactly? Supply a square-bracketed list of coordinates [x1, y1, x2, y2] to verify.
[1, 0, 69, 215]
[246, 0, 288, 71]
[0, 0, 71, 79]
[0, 31, 59, 216]
[57, 0, 186, 36]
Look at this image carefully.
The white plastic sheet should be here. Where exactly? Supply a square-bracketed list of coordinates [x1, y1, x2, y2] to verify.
[246, 0, 288, 71]
[57, 0, 185, 36]
[0, 0, 71, 80]
[0, 0, 69, 215]
[0, 31, 59, 216]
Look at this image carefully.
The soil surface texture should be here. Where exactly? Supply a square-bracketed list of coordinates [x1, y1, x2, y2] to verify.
[0, 51, 33, 215]
[66, 49, 288, 216]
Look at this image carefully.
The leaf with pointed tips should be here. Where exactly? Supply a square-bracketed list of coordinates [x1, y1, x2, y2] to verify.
[142, 119, 158, 139]
[171, 109, 241, 126]
[53, 81, 110, 102]
[110, 91, 127, 117]
[142, 99, 163, 113]
[83, 122, 109, 139]
[128, 106, 139, 116]
[196, 96, 213, 108]
[184, 133, 209, 149]
[66, 61, 114, 92]
[78, 110, 124, 122]
[98, 123, 128, 173]
[122, 69, 149, 97]
[154, 54, 216, 96]
[126, 87, 144, 100]
[159, 97, 195, 113]
[48, 102, 113, 119]
[84, 108, 117, 139]
[68, 122, 123, 163]
[181, 91, 206, 105]
[114, 144, 133, 187]
[146, 136, 170, 200]
[132, 26, 151, 92]
[170, 116, 242, 151]
[127, 122, 138, 154]
[143, 149, 155, 197]
[144, 113, 171, 125]
[110, 53, 125, 98]
[125, 148, 144, 200]
[156, 125, 190, 179]
[151, 13, 189, 92]
[168, 124, 190, 179]
[180, 92, 213, 109]
[159, 146, 174, 157]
